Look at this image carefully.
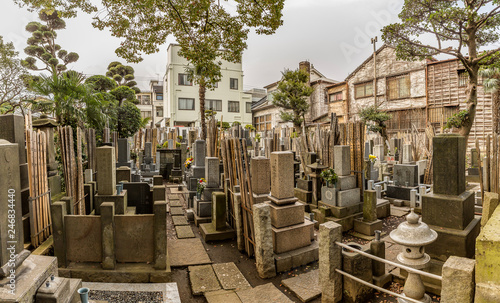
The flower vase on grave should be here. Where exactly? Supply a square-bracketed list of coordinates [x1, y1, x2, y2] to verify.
[196, 191, 202, 200]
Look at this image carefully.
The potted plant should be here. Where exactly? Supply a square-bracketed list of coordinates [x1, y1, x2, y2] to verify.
[196, 178, 207, 199]
[320, 168, 338, 188]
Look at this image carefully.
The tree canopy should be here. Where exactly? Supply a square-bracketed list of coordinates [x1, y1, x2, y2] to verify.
[15, 0, 285, 139]
[106, 61, 140, 93]
[0, 35, 30, 114]
[382, 0, 500, 137]
[21, 10, 79, 75]
[272, 68, 313, 132]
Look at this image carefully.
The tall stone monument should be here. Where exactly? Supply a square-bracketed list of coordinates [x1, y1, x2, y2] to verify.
[267, 152, 317, 272]
[422, 134, 480, 261]
[95, 146, 128, 215]
[251, 157, 271, 204]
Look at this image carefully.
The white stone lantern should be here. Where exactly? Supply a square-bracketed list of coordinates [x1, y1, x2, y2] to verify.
[390, 209, 437, 303]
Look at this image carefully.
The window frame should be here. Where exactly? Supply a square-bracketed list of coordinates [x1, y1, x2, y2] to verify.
[228, 101, 240, 113]
[329, 91, 343, 102]
[178, 97, 195, 110]
[246, 102, 252, 113]
[386, 73, 411, 100]
[205, 99, 222, 112]
[178, 73, 192, 86]
[230, 78, 238, 90]
[354, 81, 373, 99]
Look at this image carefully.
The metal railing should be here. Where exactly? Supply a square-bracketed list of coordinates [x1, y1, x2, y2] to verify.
[334, 241, 442, 303]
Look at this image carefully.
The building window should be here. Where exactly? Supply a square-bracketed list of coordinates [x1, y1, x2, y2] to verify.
[230, 78, 238, 90]
[254, 114, 271, 131]
[329, 91, 343, 102]
[458, 70, 468, 87]
[246, 102, 252, 113]
[141, 111, 152, 119]
[156, 93, 163, 101]
[178, 73, 192, 86]
[206, 99, 222, 111]
[387, 74, 410, 100]
[354, 82, 373, 98]
[228, 101, 240, 113]
[156, 106, 163, 117]
[179, 98, 195, 110]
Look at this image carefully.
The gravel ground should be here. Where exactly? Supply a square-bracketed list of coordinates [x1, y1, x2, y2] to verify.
[88, 290, 163, 303]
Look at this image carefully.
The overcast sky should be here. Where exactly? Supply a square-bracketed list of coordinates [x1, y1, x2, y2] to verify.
[1, 0, 406, 91]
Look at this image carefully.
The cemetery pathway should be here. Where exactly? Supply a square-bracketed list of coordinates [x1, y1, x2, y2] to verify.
[164, 183, 440, 303]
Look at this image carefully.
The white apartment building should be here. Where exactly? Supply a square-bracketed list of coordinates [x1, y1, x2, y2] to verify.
[136, 91, 153, 121]
[163, 44, 253, 127]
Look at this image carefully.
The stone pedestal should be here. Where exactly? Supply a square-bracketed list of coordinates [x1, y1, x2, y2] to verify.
[200, 192, 235, 241]
[116, 166, 131, 183]
[423, 134, 480, 261]
[94, 190, 128, 215]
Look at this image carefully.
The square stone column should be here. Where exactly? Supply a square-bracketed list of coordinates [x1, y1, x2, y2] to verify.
[212, 192, 226, 231]
[101, 202, 115, 270]
[96, 146, 116, 195]
[50, 201, 67, 268]
[205, 157, 220, 188]
[193, 140, 206, 167]
[153, 185, 166, 202]
[433, 134, 466, 196]
[334, 145, 351, 176]
[0, 140, 23, 268]
[441, 256, 475, 303]
[270, 152, 294, 199]
[319, 221, 343, 303]
[251, 157, 271, 195]
[153, 201, 167, 270]
[253, 203, 276, 279]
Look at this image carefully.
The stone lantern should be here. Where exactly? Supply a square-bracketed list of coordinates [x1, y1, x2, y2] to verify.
[307, 159, 327, 205]
[390, 209, 437, 303]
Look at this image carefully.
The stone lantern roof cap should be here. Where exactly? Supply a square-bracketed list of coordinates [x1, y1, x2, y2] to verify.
[390, 209, 437, 247]
[307, 159, 327, 170]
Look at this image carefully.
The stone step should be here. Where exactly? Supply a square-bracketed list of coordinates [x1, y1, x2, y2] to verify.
[189, 265, 222, 296]
[205, 290, 242, 303]
[272, 221, 315, 254]
[212, 262, 251, 291]
[175, 225, 195, 239]
[172, 215, 189, 226]
[236, 283, 293, 303]
[275, 240, 319, 273]
[281, 269, 321, 302]
[170, 206, 184, 216]
[194, 213, 211, 226]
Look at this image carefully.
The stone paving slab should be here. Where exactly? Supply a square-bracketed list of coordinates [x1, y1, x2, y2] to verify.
[169, 200, 183, 207]
[189, 265, 221, 295]
[175, 225, 195, 239]
[172, 215, 189, 226]
[170, 188, 183, 194]
[236, 283, 293, 303]
[205, 290, 242, 303]
[212, 262, 251, 291]
[281, 270, 321, 302]
[390, 205, 410, 217]
[168, 238, 212, 267]
[170, 206, 184, 216]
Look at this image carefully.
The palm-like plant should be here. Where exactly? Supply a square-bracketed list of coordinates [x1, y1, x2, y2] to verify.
[28, 71, 106, 128]
[480, 67, 500, 134]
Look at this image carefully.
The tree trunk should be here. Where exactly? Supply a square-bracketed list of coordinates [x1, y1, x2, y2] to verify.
[380, 124, 389, 156]
[459, 66, 479, 142]
[199, 83, 207, 140]
[493, 91, 500, 134]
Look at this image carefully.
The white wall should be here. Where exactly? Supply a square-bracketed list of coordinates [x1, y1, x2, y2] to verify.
[165, 44, 253, 127]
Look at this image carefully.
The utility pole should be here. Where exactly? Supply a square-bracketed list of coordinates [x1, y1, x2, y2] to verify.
[371, 36, 378, 107]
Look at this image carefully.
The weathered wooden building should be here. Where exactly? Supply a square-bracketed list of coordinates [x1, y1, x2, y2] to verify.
[326, 81, 349, 123]
[252, 61, 337, 133]
[343, 45, 428, 134]
[426, 58, 493, 146]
